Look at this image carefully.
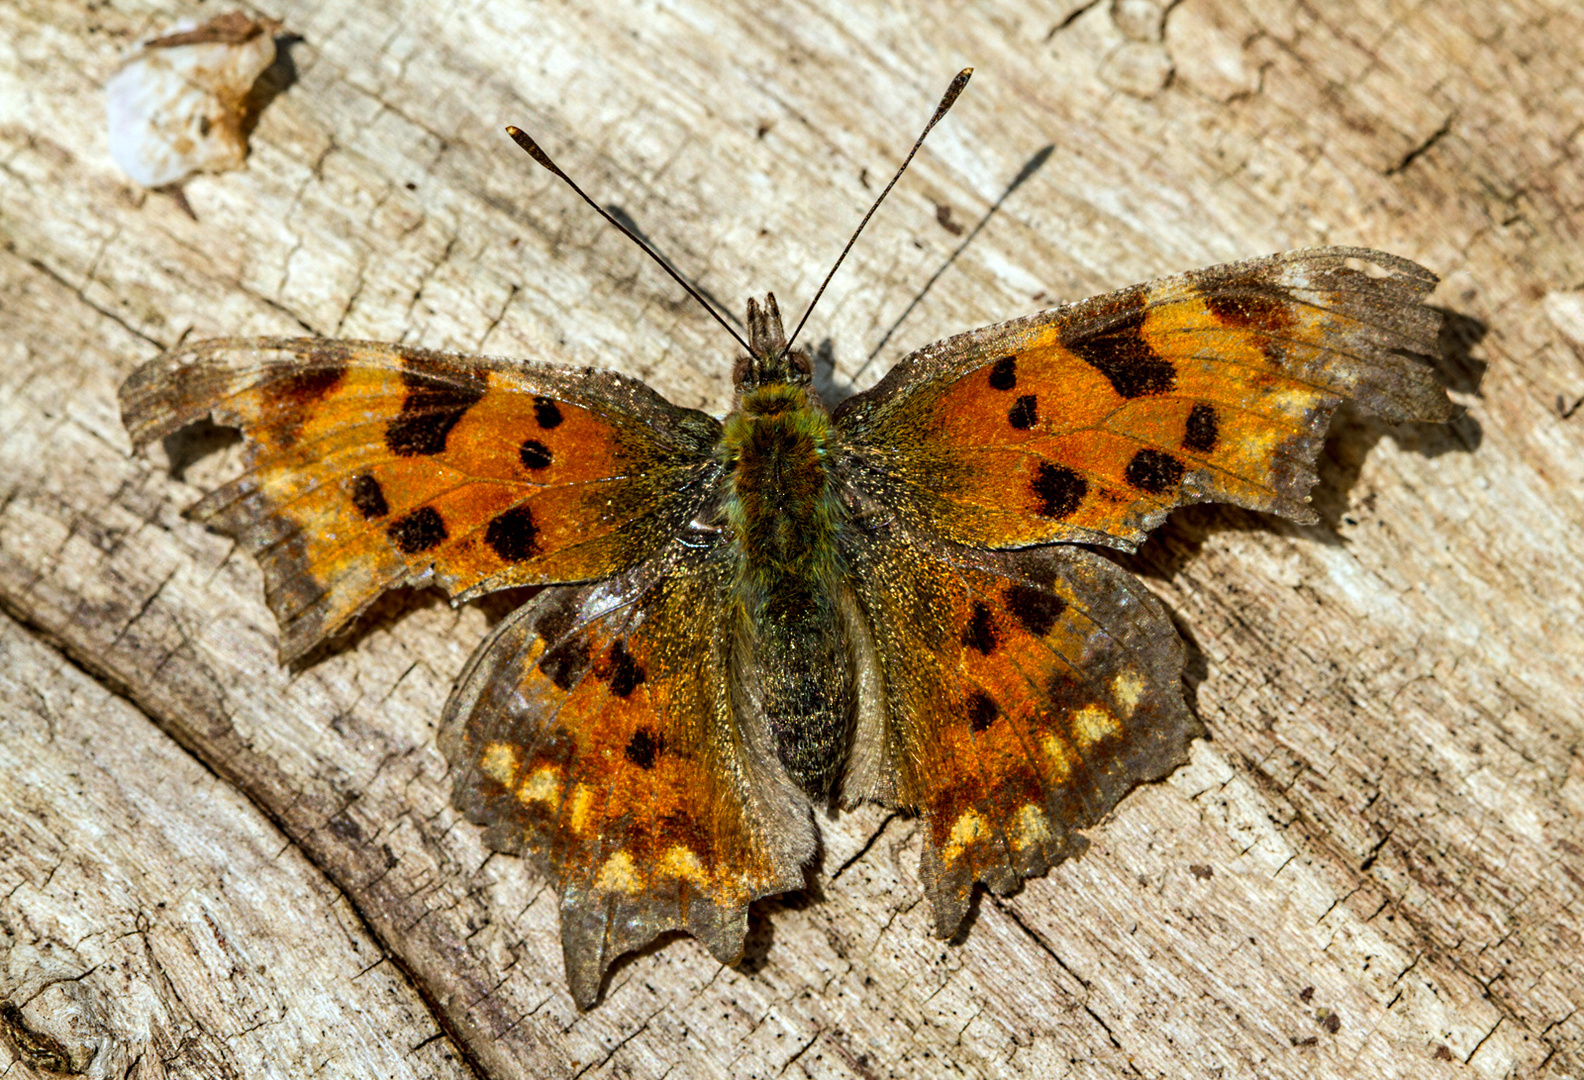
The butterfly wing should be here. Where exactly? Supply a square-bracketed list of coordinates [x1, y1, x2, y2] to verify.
[120, 338, 722, 661]
[843, 525, 1197, 935]
[441, 540, 814, 1007]
[835, 247, 1452, 551]
[838, 247, 1450, 932]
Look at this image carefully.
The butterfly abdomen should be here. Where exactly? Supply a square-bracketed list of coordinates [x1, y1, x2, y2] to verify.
[720, 381, 852, 797]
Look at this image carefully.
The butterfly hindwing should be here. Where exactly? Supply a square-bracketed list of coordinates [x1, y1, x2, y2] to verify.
[845, 527, 1199, 936]
[835, 247, 1452, 551]
[119, 338, 722, 661]
[440, 542, 815, 1007]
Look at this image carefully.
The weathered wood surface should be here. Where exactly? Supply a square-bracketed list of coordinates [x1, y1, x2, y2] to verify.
[1, 0, 1580, 1077]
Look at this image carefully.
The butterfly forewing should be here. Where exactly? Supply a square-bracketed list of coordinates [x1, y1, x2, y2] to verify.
[119, 337, 722, 661]
[440, 542, 814, 1007]
[835, 247, 1452, 551]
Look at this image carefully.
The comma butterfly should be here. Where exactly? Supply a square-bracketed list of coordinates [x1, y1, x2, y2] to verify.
[119, 70, 1452, 1007]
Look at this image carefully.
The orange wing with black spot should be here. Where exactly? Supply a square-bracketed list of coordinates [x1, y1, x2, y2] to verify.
[838, 247, 1450, 936]
[845, 526, 1198, 935]
[441, 542, 814, 1007]
[120, 338, 722, 661]
[835, 247, 1452, 551]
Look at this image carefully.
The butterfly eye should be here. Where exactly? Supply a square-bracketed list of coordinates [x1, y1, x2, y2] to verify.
[732, 354, 753, 387]
[789, 349, 813, 378]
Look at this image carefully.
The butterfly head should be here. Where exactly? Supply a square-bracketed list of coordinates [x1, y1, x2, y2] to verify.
[733, 293, 814, 394]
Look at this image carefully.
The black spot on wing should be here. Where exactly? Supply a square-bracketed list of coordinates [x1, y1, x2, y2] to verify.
[1063, 289, 1176, 398]
[1031, 462, 1087, 519]
[263, 362, 346, 446]
[962, 602, 998, 654]
[485, 505, 539, 562]
[1183, 403, 1219, 454]
[267, 364, 346, 409]
[1008, 394, 1038, 430]
[624, 727, 665, 769]
[607, 640, 646, 698]
[386, 363, 488, 456]
[519, 438, 553, 470]
[539, 637, 589, 691]
[1125, 448, 1185, 494]
[533, 396, 563, 429]
[388, 506, 447, 553]
[349, 473, 388, 519]
[1045, 668, 1084, 710]
[1202, 273, 1295, 332]
[967, 691, 999, 732]
[988, 356, 1018, 391]
[1005, 585, 1066, 637]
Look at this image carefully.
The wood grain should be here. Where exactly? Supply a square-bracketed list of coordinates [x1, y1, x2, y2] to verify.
[1, 0, 1580, 1076]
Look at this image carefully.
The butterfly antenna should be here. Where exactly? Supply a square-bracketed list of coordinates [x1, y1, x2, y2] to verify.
[782, 68, 973, 357]
[506, 126, 753, 355]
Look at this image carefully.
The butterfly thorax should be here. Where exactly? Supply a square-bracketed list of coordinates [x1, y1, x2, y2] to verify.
[715, 295, 855, 799]
[719, 383, 843, 616]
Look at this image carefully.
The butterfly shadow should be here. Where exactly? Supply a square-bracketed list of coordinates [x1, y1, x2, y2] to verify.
[240, 29, 304, 143]
[161, 417, 241, 481]
[812, 337, 857, 405]
[854, 144, 1056, 386]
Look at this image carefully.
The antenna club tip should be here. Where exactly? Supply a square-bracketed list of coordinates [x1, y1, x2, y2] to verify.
[937, 69, 972, 112]
[506, 126, 560, 174]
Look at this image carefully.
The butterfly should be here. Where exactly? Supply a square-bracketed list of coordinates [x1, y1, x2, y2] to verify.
[118, 70, 1452, 1008]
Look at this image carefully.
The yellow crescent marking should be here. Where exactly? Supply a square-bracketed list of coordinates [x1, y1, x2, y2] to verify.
[1011, 804, 1052, 852]
[659, 845, 710, 887]
[516, 766, 560, 808]
[943, 809, 990, 863]
[594, 850, 643, 895]
[567, 784, 595, 833]
[1111, 671, 1145, 718]
[1071, 703, 1122, 748]
[480, 742, 521, 787]
[1041, 733, 1074, 781]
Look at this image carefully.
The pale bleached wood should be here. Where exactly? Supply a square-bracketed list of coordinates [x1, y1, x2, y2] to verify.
[0, 610, 478, 1079]
[0, 0, 1581, 1077]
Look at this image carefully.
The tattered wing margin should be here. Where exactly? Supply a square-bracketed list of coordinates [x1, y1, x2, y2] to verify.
[118, 336, 723, 663]
[438, 560, 815, 1008]
[841, 247, 1450, 429]
[835, 247, 1453, 552]
[846, 531, 1203, 938]
[930, 544, 1201, 937]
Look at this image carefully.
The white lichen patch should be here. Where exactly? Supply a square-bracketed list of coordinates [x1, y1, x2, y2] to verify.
[106, 11, 281, 188]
